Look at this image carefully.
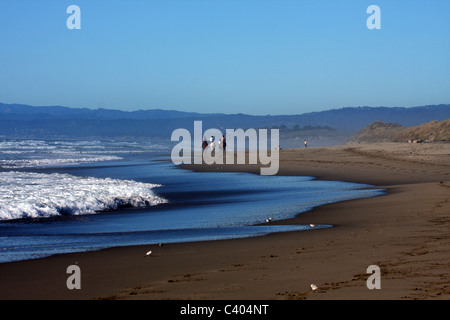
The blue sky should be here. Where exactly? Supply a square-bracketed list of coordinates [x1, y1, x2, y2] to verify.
[0, 0, 449, 115]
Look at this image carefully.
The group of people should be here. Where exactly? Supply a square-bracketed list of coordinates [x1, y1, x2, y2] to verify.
[202, 135, 226, 151]
[201, 136, 307, 150]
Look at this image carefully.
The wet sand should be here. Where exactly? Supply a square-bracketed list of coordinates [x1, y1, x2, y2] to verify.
[1, 143, 449, 300]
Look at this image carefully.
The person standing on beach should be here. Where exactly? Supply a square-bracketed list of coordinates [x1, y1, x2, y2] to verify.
[221, 135, 226, 150]
[304, 139, 307, 148]
[210, 136, 215, 150]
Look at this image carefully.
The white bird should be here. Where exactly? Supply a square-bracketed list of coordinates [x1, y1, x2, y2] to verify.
[265, 217, 274, 223]
[145, 250, 152, 257]
[310, 224, 316, 228]
[310, 284, 318, 291]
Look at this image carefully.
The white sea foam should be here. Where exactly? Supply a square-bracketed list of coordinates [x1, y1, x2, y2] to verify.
[0, 139, 172, 168]
[0, 172, 167, 220]
[0, 140, 124, 168]
[0, 156, 123, 168]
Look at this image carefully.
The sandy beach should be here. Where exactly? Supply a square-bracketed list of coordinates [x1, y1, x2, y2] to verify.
[1, 142, 449, 300]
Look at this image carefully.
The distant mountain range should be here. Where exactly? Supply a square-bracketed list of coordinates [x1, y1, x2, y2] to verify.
[1, 102, 449, 147]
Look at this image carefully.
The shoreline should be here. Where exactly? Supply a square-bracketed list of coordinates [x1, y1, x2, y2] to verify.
[1, 143, 449, 300]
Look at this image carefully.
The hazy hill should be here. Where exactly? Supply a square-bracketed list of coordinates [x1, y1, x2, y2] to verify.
[1, 102, 449, 147]
[348, 119, 450, 143]
[347, 122, 406, 143]
[395, 120, 450, 142]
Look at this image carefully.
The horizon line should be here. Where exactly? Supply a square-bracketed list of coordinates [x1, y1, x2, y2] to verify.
[1, 101, 449, 117]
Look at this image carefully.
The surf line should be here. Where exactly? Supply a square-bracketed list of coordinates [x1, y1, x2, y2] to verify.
[171, 120, 279, 175]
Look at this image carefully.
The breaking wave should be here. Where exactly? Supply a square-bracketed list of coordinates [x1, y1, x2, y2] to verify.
[0, 172, 167, 220]
[0, 156, 123, 169]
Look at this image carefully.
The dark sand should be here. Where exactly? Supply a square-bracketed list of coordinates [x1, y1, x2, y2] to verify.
[1, 143, 449, 300]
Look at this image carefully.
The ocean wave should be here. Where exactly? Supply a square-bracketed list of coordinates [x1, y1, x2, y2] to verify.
[0, 139, 169, 154]
[0, 156, 123, 168]
[0, 172, 167, 220]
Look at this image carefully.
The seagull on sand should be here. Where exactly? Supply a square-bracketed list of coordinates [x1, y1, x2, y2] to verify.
[145, 250, 152, 257]
[310, 284, 318, 291]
